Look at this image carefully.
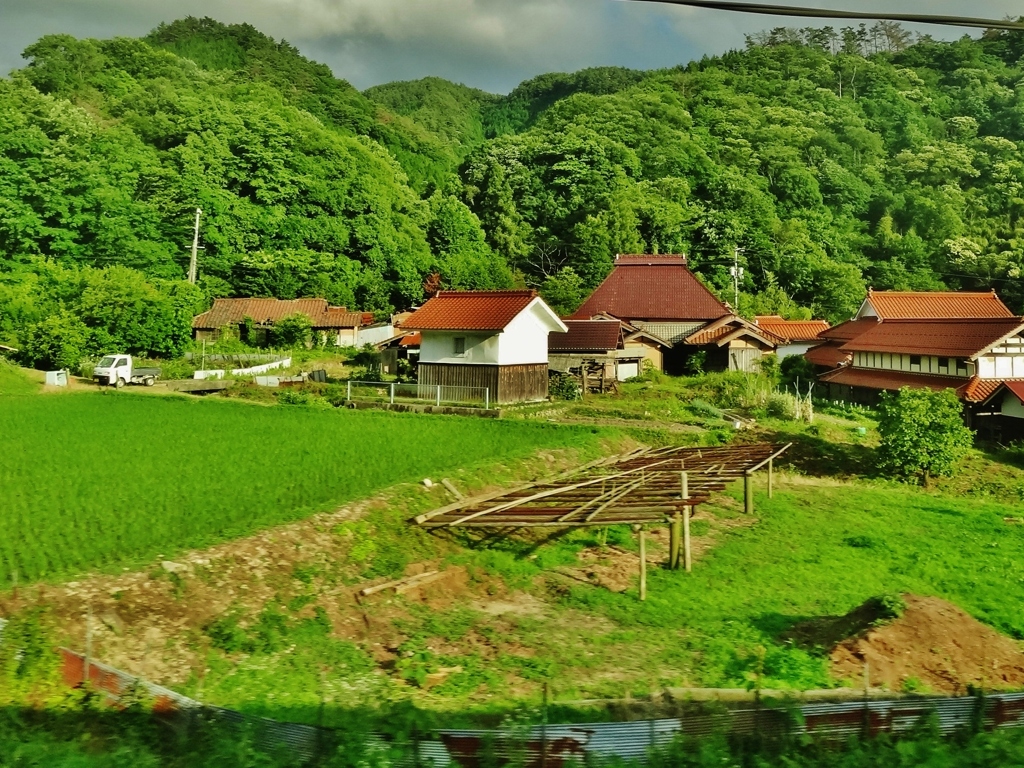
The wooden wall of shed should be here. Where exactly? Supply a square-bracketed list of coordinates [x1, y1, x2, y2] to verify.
[418, 363, 548, 403]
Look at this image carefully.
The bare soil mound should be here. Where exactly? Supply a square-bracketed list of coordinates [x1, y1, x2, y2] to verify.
[829, 594, 1024, 694]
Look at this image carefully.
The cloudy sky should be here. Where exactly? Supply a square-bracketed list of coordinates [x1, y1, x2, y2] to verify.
[0, 0, 1019, 93]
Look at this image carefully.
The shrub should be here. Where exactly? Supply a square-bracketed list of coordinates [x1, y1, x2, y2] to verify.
[877, 387, 973, 484]
[270, 313, 313, 348]
[549, 372, 581, 400]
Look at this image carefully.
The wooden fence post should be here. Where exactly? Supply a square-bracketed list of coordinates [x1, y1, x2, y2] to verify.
[768, 458, 774, 499]
[744, 472, 754, 515]
[635, 526, 647, 601]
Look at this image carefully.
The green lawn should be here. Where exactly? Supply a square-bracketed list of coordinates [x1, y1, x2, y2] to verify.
[0, 392, 605, 582]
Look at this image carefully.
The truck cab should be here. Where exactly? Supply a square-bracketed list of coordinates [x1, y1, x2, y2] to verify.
[94, 355, 133, 387]
[93, 355, 159, 388]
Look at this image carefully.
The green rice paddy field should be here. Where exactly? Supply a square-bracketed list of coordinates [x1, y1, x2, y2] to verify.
[0, 390, 604, 583]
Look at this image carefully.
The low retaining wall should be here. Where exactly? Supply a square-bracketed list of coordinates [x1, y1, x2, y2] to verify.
[347, 401, 501, 418]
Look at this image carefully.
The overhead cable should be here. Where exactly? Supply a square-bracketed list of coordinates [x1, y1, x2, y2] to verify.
[626, 0, 1024, 32]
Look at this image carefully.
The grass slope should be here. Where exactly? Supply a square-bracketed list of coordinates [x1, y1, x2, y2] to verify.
[0, 363, 36, 396]
[0, 393, 603, 582]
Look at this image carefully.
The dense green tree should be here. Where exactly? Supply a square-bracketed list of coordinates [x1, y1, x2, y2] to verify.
[877, 388, 974, 484]
[5, 17, 1024, 361]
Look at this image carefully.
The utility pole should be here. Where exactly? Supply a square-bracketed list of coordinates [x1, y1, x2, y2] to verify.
[729, 246, 744, 309]
[187, 208, 203, 284]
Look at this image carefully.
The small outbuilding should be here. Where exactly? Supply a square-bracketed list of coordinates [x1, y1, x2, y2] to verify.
[549, 318, 671, 387]
[402, 290, 567, 404]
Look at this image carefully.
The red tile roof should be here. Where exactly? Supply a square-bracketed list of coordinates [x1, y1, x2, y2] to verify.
[819, 366, 969, 394]
[402, 290, 539, 331]
[804, 344, 851, 369]
[962, 377, 1003, 403]
[818, 318, 879, 342]
[1005, 380, 1024, 403]
[839, 318, 1024, 358]
[571, 254, 730, 322]
[864, 290, 1014, 319]
[818, 367, 1005, 403]
[683, 315, 778, 347]
[399, 332, 421, 347]
[549, 320, 622, 352]
[193, 298, 362, 329]
[755, 316, 831, 342]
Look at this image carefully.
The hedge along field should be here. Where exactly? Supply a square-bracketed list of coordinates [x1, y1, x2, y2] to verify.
[0, 393, 604, 583]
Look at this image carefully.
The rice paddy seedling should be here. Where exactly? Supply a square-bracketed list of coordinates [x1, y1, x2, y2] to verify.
[0, 393, 603, 582]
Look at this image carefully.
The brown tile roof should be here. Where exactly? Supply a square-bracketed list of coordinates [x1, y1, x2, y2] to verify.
[819, 366, 970, 395]
[864, 290, 1014, 319]
[1005, 380, 1024, 403]
[683, 315, 778, 347]
[962, 377, 1004, 403]
[192, 298, 362, 329]
[755, 316, 831, 342]
[549, 320, 622, 352]
[804, 344, 851, 369]
[571, 254, 730, 322]
[818, 318, 879, 342]
[839, 318, 1024, 358]
[402, 290, 539, 331]
[399, 332, 421, 347]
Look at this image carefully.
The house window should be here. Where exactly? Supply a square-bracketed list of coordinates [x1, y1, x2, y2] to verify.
[956, 359, 968, 376]
[453, 337, 466, 356]
[909, 355, 921, 369]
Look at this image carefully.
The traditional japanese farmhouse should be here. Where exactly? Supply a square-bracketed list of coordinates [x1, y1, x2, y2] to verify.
[402, 290, 567, 404]
[192, 298, 366, 346]
[570, 254, 777, 373]
[810, 289, 1024, 439]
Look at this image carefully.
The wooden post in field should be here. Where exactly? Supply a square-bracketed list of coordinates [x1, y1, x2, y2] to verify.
[669, 513, 680, 570]
[744, 472, 754, 515]
[768, 458, 774, 499]
[634, 525, 647, 601]
[682, 471, 692, 573]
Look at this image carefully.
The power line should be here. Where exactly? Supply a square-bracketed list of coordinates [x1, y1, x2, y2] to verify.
[625, 0, 1024, 32]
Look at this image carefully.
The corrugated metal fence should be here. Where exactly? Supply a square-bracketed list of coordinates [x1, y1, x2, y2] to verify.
[4, 617, 1024, 765]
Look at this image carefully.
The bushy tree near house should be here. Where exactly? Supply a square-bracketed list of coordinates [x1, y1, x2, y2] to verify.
[269, 313, 313, 348]
[877, 387, 973, 484]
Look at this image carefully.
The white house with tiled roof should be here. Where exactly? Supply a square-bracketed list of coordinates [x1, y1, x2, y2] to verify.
[402, 290, 566, 404]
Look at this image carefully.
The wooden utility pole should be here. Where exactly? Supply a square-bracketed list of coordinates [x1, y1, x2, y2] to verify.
[187, 207, 202, 284]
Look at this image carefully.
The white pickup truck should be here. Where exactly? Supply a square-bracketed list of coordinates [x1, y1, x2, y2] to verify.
[93, 355, 161, 388]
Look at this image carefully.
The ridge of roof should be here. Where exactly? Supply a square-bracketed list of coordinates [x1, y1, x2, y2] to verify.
[403, 290, 552, 331]
[862, 290, 1014, 319]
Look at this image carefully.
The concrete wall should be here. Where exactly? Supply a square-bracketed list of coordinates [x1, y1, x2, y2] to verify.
[1002, 389, 1024, 418]
[420, 331, 500, 365]
[776, 342, 816, 359]
[496, 304, 555, 365]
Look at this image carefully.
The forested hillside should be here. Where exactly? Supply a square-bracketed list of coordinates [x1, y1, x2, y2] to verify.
[2, 17, 1024, 366]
